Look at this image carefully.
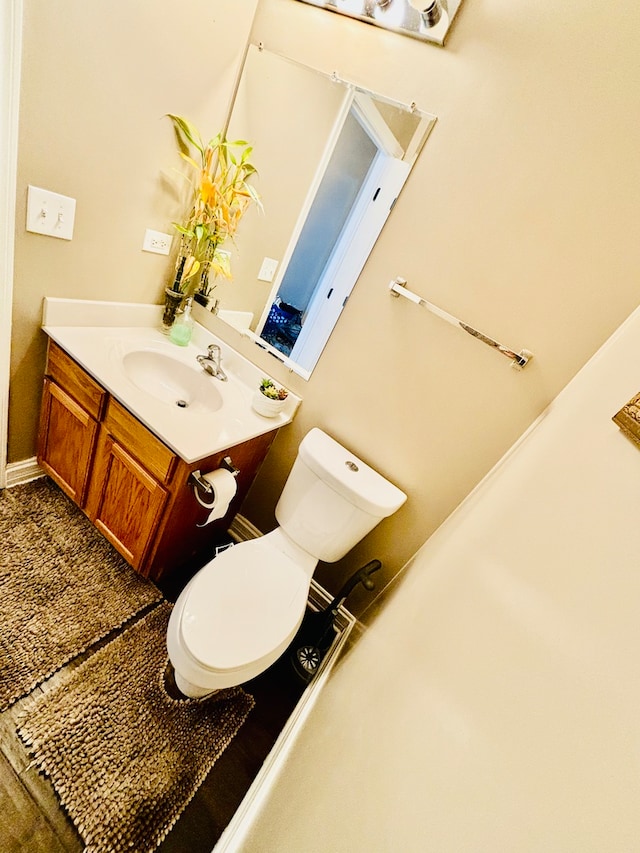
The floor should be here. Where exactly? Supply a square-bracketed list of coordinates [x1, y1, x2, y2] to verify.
[0, 536, 308, 853]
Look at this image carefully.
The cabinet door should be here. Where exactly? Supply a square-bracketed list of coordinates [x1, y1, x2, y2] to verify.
[37, 378, 99, 506]
[87, 434, 168, 570]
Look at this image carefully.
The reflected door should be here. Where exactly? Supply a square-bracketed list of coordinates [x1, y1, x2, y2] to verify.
[259, 96, 410, 374]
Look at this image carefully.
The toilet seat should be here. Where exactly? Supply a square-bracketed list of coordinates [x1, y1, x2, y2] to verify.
[179, 538, 309, 673]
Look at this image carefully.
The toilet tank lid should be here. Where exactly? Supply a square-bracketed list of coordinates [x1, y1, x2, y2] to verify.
[298, 428, 407, 517]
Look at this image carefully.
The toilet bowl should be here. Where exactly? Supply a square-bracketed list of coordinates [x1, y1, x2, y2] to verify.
[167, 428, 407, 697]
[167, 531, 316, 697]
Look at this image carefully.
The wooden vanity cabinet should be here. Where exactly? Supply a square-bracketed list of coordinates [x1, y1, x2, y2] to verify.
[37, 340, 277, 581]
[37, 344, 106, 506]
[84, 399, 173, 571]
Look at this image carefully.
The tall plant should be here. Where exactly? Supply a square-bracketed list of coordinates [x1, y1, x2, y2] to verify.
[167, 113, 261, 294]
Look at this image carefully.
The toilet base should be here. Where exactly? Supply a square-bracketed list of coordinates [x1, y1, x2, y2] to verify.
[174, 669, 221, 700]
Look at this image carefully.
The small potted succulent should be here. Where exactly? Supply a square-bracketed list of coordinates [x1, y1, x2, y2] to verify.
[252, 378, 289, 418]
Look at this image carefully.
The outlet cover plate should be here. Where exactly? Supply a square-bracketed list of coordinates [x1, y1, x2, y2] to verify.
[142, 228, 173, 255]
[258, 256, 279, 282]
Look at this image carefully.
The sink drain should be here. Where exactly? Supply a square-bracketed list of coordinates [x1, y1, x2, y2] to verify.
[176, 399, 188, 408]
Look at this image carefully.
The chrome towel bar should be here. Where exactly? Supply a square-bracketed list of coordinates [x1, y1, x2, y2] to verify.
[389, 277, 533, 370]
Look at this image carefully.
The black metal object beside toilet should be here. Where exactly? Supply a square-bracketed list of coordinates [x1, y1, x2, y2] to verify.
[289, 559, 382, 683]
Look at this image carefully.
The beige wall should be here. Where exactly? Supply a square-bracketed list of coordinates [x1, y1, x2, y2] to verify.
[9, 0, 258, 460]
[9, 0, 640, 618]
[216, 0, 640, 616]
[229, 288, 640, 853]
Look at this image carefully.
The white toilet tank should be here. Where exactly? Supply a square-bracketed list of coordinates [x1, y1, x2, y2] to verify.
[275, 428, 407, 563]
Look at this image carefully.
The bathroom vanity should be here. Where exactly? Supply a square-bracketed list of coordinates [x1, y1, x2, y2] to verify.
[36, 299, 301, 582]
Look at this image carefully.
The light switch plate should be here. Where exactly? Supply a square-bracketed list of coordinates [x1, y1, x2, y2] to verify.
[26, 185, 76, 240]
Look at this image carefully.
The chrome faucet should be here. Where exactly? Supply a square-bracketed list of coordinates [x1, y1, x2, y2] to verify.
[196, 344, 227, 381]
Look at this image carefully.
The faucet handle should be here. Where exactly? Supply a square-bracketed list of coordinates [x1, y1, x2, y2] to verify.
[207, 343, 221, 358]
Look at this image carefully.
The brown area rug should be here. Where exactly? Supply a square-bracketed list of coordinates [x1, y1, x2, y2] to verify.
[0, 477, 162, 710]
[18, 602, 254, 853]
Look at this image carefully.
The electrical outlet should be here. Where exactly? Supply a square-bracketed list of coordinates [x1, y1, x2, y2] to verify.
[142, 228, 173, 255]
[258, 257, 279, 282]
[26, 185, 76, 240]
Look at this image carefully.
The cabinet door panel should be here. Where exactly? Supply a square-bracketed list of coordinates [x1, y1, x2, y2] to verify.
[37, 378, 98, 506]
[89, 437, 168, 569]
[103, 399, 176, 484]
[46, 341, 106, 419]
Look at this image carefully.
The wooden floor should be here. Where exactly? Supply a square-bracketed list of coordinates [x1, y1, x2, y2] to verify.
[0, 551, 307, 853]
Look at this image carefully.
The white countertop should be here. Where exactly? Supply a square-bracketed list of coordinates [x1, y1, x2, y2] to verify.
[42, 298, 301, 463]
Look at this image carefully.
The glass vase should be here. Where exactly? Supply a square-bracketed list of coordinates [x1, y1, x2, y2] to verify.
[193, 290, 211, 309]
[197, 241, 217, 295]
[161, 288, 184, 334]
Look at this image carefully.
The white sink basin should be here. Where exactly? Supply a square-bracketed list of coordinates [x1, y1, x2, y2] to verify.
[40, 316, 302, 463]
[122, 349, 223, 411]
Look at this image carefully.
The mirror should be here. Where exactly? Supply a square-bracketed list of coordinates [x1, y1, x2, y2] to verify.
[214, 44, 436, 379]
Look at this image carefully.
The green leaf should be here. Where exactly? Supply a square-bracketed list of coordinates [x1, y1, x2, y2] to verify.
[172, 222, 195, 237]
[166, 114, 203, 155]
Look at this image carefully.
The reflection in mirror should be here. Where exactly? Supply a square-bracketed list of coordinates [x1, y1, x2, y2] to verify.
[216, 44, 436, 378]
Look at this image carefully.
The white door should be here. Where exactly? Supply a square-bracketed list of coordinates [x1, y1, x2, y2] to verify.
[0, 0, 22, 488]
[290, 153, 409, 374]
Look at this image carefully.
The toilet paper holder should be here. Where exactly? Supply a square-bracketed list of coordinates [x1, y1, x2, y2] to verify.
[189, 457, 239, 494]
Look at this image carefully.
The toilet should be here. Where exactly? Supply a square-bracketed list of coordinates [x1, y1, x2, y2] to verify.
[166, 428, 407, 697]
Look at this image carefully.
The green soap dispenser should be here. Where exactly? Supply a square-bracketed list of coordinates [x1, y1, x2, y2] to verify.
[169, 297, 194, 346]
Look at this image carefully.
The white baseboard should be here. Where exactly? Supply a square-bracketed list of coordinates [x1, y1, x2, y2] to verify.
[5, 457, 45, 488]
[228, 513, 261, 543]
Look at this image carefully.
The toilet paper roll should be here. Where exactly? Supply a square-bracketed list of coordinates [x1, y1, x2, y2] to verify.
[193, 468, 238, 527]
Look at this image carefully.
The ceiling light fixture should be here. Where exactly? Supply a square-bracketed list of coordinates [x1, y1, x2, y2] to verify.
[294, 0, 463, 46]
